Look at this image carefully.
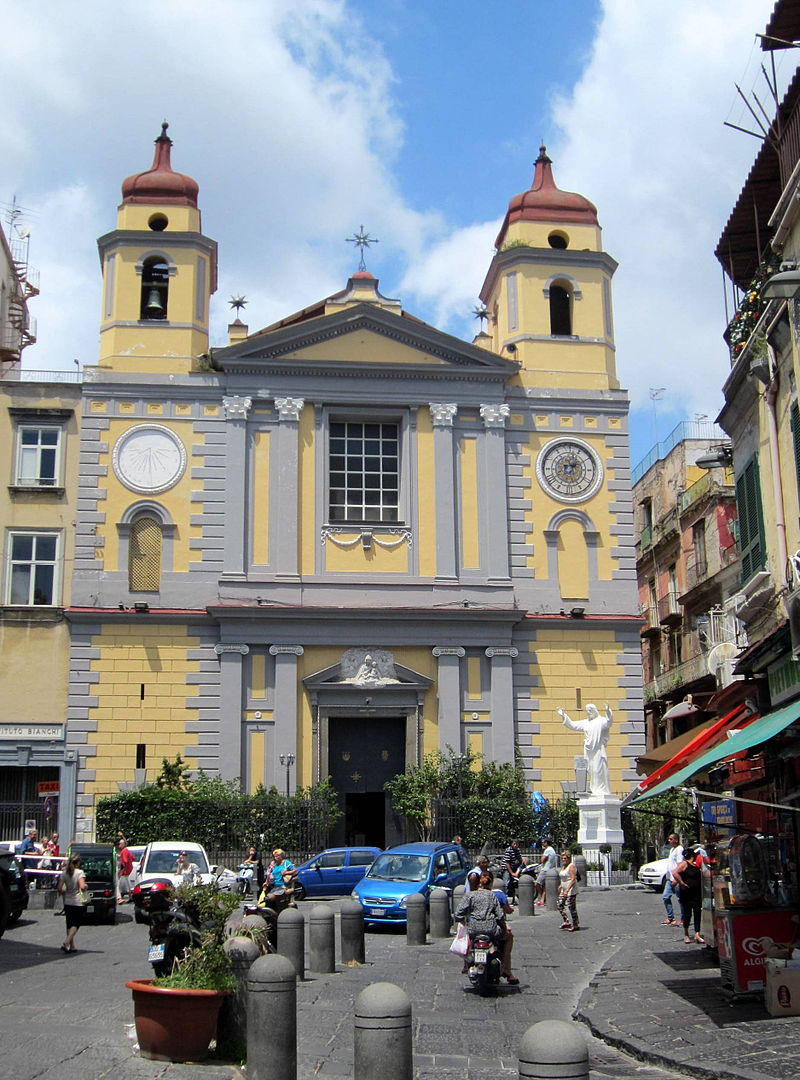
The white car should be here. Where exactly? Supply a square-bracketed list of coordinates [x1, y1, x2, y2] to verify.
[638, 845, 672, 890]
[126, 844, 147, 886]
[131, 841, 218, 923]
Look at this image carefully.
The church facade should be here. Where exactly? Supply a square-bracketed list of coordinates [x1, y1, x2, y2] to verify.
[4, 127, 644, 846]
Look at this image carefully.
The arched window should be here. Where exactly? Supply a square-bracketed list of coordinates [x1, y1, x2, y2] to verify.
[549, 284, 572, 335]
[129, 515, 162, 592]
[140, 256, 169, 320]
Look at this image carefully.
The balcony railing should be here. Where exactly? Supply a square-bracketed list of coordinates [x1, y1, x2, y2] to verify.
[640, 603, 659, 634]
[658, 589, 682, 625]
[632, 420, 728, 485]
[639, 525, 653, 550]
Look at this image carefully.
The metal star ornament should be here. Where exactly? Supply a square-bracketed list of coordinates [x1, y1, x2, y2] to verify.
[346, 226, 379, 272]
[472, 303, 489, 329]
[228, 295, 248, 313]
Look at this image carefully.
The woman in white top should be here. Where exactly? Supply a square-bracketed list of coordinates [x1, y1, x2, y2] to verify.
[58, 853, 88, 953]
[557, 851, 579, 932]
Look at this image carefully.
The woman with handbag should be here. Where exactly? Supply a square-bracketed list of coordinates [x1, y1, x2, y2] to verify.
[58, 852, 88, 954]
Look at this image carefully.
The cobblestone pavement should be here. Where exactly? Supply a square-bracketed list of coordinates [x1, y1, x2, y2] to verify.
[2, 884, 796, 1079]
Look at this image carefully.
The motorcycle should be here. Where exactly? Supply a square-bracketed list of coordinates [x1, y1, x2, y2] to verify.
[465, 930, 502, 996]
[143, 880, 204, 977]
[243, 883, 296, 947]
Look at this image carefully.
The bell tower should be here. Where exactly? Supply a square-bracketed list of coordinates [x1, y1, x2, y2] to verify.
[97, 123, 217, 374]
[480, 147, 618, 392]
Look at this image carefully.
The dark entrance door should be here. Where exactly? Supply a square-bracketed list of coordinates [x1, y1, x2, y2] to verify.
[328, 717, 405, 849]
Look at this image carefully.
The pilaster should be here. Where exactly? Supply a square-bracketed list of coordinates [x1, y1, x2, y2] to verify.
[214, 642, 250, 779]
[432, 646, 465, 751]
[270, 645, 304, 793]
[486, 646, 518, 764]
[272, 397, 304, 578]
[429, 403, 458, 580]
[221, 395, 251, 577]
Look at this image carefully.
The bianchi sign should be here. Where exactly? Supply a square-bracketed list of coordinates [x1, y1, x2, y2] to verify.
[0, 724, 65, 741]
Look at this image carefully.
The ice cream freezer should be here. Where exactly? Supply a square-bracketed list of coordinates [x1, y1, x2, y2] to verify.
[716, 907, 800, 995]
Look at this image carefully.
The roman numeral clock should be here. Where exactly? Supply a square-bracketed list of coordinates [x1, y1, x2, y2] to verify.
[536, 437, 603, 503]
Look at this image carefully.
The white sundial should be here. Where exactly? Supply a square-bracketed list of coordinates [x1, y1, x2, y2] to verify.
[113, 425, 187, 494]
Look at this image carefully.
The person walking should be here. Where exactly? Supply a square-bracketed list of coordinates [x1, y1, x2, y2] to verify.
[58, 852, 88, 953]
[557, 850, 579, 931]
[674, 843, 704, 944]
[535, 836, 557, 906]
[117, 837, 133, 902]
[662, 833, 684, 926]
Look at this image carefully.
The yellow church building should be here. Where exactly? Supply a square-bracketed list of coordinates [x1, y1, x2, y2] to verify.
[2, 128, 643, 845]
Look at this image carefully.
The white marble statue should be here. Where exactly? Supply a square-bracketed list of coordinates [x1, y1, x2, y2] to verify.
[558, 702, 613, 797]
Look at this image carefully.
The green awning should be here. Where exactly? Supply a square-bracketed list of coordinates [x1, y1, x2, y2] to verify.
[631, 700, 800, 803]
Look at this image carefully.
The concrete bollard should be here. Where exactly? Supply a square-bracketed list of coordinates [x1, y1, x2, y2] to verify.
[573, 855, 587, 891]
[405, 892, 427, 945]
[453, 883, 465, 906]
[545, 868, 560, 912]
[518, 1018, 589, 1079]
[518, 873, 535, 916]
[309, 904, 336, 973]
[247, 953, 297, 1080]
[354, 982, 412, 1080]
[428, 888, 451, 939]
[340, 898, 366, 964]
[219, 936, 260, 1054]
[277, 906, 305, 980]
[492, 876, 506, 893]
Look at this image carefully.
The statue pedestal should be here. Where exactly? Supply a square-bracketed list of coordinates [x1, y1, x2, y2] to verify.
[576, 794, 624, 847]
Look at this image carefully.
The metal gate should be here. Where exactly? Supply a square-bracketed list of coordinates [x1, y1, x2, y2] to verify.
[0, 766, 60, 841]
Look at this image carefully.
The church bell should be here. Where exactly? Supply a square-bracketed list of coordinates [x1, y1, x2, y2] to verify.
[144, 288, 165, 318]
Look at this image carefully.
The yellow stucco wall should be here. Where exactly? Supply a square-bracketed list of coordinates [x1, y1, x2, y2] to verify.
[530, 626, 624, 800]
[292, 331, 451, 367]
[95, 417, 198, 574]
[84, 624, 201, 799]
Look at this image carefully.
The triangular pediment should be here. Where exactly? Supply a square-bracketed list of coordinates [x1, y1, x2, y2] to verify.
[214, 303, 516, 379]
[304, 648, 433, 694]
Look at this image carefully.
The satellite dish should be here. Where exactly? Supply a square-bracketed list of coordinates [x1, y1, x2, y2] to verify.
[17, 227, 31, 239]
[707, 641, 738, 676]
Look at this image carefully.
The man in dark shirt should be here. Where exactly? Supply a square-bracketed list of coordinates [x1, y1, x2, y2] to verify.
[502, 838, 525, 902]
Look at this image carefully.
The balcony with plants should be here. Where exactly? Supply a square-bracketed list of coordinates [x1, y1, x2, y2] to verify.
[723, 258, 778, 363]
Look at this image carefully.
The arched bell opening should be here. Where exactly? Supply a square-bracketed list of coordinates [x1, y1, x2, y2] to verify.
[140, 256, 170, 320]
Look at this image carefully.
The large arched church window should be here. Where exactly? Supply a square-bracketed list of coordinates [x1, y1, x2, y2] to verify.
[549, 284, 572, 336]
[140, 256, 169, 320]
[129, 515, 162, 592]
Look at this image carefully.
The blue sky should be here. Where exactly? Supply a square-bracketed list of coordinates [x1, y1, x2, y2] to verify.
[1, 0, 787, 467]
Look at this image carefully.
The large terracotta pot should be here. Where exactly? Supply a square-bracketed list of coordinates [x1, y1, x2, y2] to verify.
[126, 978, 229, 1062]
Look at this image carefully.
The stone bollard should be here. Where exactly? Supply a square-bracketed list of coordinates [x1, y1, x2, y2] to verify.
[518, 1018, 589, 1079]
[247, 953, 297, 1080]
[277, 906, 305, 980]
[309, 904, 336, 973]
[219, 936, 260, 1055]
[354, 982, 412, 1080]
[428, 887, 451, 939]
[341, 898, 366, 964]
[573, 855, 587, 891]
[518, 873, 535, 916]
[545, 868, 560, 912]
[405, 892, 427, 945]
[493, 876, 506, 892]
[453, 883, 465, 906]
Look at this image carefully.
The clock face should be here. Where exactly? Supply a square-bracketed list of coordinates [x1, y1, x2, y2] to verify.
[112, 425, 186, 494]
[536, 438, 603, 502]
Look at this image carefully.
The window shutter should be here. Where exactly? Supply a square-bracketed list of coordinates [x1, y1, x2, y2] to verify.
[736, 456, 765, 584]
[129, 516, 162, 592]
[791, 401, 800, 504]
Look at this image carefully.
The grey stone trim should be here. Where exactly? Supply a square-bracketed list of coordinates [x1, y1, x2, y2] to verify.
[433, 420, 457, 578]
[433, 646, 463, 751]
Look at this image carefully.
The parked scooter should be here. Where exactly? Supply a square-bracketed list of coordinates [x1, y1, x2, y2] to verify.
[243, 883, 296, 946]
[144, 881, 203, 977]
[465, 930, 502, 996]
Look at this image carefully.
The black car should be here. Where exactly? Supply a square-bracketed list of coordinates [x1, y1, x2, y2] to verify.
[0, 846, 29, 933]
[69, 843, 117, 923]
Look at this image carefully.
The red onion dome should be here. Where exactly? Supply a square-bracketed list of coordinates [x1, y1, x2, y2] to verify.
[495, 146, 597, 247]
[121, 122, 199, 208]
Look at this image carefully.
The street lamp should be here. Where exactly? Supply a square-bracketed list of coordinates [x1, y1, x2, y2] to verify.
[279, 752, 295, 798]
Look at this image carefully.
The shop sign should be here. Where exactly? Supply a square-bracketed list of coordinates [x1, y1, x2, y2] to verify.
[38, 781, 60, 796]
[0, 724, 65, 741]
[702, 798, 737, 832]
[767, 653, 800, 706]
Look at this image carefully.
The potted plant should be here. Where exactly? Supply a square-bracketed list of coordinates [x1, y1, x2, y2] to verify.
[126, 880, 240, 1063]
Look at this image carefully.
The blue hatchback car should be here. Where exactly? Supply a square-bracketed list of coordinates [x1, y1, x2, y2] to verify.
[293, 846, 382, 901]
[351, 841, 469, 924]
